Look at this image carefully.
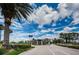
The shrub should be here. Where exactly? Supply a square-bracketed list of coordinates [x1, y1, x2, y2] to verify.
[0, 41, 3, 44]
[0, 48, 7, 55]
[53, 39, 64, 44]
[67, 45, 79, 49]
[0, 44, 32, 55]
[53, 39, 57, 44]
[57, 44, 79, 49]
[6, 49, 22, 55]
[10, 44, 31, 49]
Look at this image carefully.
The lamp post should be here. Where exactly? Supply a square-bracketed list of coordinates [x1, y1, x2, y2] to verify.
[29, 35, 33, 45]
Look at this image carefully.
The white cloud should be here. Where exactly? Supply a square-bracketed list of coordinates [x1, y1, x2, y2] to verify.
[64, 27, 78, 31]
[55, 26, 78, 33]
[28, 3, 79, 26]
[28, 4, 59, 25]
[9, 30, 41, 41]
[40, 29, 55, 33]
[26, 31, 40, 36]
[10, 31, 32, 42]
[57, 27, 77, 33]
[58, 3, 72, 19]
[66, 3, 79, 11]
[72, 11, 79, 24]
[41, 30, 49, 32]
[31, 3, 73, 25]
[58, 3, 79, 25]
[10, 20, 23, 30]
[64, 27, 72, 32]
[37, 34, 59, 39]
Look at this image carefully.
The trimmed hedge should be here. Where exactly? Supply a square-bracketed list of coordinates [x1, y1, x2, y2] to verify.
[57, 44, 79, 49]
[10, 44, 31, 49]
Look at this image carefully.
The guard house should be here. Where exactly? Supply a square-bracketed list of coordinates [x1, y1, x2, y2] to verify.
[31, 39, 43, 45]
[31, 38, 51, 45]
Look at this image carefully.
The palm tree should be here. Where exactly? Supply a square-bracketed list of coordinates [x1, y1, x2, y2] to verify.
[0, 3, 33, 48]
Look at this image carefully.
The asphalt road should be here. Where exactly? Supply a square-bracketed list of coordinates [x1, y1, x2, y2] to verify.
[20, 44, 79, 55]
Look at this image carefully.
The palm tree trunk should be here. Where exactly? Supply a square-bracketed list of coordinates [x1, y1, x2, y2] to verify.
[66, 38, 67, 43]
[3, 18, 10, 49]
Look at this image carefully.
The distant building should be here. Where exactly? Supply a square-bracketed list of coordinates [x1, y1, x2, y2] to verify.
[31, 39, 43, 45]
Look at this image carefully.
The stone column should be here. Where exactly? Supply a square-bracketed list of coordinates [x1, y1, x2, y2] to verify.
[37, 41, 38, 45]
[41, 41, 43, 45]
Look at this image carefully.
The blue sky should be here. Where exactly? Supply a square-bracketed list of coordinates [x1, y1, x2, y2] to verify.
[0, 3, 79, 41]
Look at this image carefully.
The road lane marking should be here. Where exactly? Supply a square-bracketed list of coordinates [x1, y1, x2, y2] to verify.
[47, 45, 55, 55]
[58, 50, 70, 55]
[51, 44, 70, 55]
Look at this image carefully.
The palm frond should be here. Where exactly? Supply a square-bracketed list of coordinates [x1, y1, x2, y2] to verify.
[0, 3, 33, 21]
[15, 3, 33, 20]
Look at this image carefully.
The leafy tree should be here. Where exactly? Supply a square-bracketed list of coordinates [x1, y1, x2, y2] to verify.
[60, 32, 79, 44]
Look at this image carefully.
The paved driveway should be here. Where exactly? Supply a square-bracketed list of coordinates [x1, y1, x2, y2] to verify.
[20, 44, 79, 55]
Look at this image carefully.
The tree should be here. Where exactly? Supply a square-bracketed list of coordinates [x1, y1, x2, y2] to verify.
[0, 3, 33, 48]
[60, 32, 79, 44]
[60, 33, 69, 43]
[18, 41, 25, 44]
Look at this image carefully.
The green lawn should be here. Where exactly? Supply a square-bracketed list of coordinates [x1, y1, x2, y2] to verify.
[0, 44, 34, 55]
[5, 47, 33, 55]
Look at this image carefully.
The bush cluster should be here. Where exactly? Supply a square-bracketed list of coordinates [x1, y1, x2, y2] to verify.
[10, 44, 31, 49]
[0, 44, 32, 55]
[57, 44, 79, 49]
[53, 39, 64, 44]
[0, 48, 7, 55]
